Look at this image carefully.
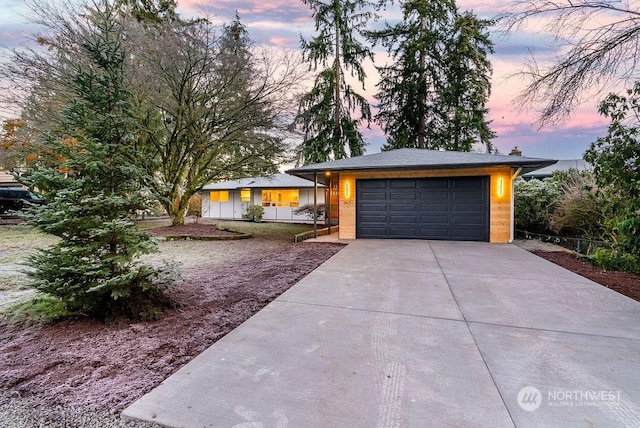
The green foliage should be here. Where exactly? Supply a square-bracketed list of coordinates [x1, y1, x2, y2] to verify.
[591, 248, 640, 274]
[18, 1, 174, 320]
[296, 0, 374, 163]
[294, 203, 326, 220]
[514, 177, 560, 234]
[1, 296, 70, 326]
[242, 205, 265, 222]
[371, 1, 494, 151]
[584, 82, 640, 257]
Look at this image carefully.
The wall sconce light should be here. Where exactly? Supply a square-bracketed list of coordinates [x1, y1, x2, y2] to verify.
[344, 181, 351, 199]
[497, 177, 505, 197]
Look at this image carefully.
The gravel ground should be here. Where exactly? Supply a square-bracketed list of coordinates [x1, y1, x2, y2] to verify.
[0, 391, 160, 428]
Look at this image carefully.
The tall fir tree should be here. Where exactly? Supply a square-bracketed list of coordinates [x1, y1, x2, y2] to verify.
[20, 2, 172, 319]
[371, 0, 494, 152]
[440, 12, 495, 152]
[296, 0, 374, 164]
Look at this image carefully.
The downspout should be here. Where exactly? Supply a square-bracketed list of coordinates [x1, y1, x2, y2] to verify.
[313, 172, 318, 239]
[510, 167, 522, 243]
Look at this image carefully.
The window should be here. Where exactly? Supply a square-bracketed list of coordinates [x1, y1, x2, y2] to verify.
[262, 189, 299, 207]
[210, 190, 229, 202]
[240, 189, 251, 202]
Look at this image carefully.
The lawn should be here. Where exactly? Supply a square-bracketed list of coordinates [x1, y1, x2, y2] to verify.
[0, 221, 344, 427]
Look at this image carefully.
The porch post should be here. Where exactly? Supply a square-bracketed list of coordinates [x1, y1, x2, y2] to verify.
[313, 172, 318, 238]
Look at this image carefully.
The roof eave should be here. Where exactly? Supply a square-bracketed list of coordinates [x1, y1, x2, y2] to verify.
[288, 159, 557, 179]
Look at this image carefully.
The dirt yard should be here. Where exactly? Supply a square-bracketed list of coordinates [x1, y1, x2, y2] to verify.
[0, 222, 344, 426]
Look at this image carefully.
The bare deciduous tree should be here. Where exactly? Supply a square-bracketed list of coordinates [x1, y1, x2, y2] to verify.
[500, 0, 640, 126]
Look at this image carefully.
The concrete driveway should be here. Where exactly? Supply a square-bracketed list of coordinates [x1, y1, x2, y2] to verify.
[124, 240, 640, 427]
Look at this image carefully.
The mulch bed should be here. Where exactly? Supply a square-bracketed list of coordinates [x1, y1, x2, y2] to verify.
[533, 251, 640, 302]
[0, 241, 345, 412]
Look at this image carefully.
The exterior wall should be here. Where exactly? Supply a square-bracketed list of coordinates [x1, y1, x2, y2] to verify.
[201, 190, 246, 220]
[338, 166, 513, 243]
[201, 187, 325, 223]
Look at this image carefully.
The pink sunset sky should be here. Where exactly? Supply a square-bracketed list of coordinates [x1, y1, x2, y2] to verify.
[0, 0, 617, 159]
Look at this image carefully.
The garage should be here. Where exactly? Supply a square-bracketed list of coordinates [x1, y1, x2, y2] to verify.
[356, 177, 489, 241]
[287, 148, 556, 243]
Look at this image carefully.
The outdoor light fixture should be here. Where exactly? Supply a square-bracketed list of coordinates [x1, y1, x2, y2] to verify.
[344, 181, 351, 199]
[497, 177, 505, 197]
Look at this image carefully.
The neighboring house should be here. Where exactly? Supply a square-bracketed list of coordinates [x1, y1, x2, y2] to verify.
[0, 170, 21, 188]
[201, 173, 326, 223]
[521, 159, 591, 180]
[287, 148, 555, 243]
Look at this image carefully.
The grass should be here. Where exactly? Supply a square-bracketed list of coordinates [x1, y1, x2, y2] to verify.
[0, 295, 70, 325]
[215, 220, 314, 239]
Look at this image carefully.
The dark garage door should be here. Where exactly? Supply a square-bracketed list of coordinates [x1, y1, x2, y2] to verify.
[356, 177, 489, 241]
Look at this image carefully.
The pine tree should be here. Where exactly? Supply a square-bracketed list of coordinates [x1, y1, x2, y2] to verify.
[371, 1, 494, 152]
[20, 2, 172, 320]
[296, 0, 374, 164]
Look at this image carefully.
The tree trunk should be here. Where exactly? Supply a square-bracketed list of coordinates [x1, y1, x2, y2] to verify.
[417, 12, 427, 149]
[170, 204, 187, 226]
[333, 13, 342, 156]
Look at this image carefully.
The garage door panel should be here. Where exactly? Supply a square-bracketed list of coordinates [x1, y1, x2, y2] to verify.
[420, 203, 449, 212]
[389, 215, 419, 224]
[420, 179, 449, 188]
[391, 203, 418, 211]
[357, 177, 488, 241]
[390, 180, 418, 188]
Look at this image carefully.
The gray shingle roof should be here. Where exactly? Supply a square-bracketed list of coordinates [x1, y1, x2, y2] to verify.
[522, 159, 591, 178]
[202, 173, 325, 190]
[287, 149, 556, 183]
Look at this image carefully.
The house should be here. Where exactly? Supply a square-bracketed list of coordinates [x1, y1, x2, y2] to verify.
[200, 173, 326, 223]
[0, 170, 21, 188]
[521, 159, 591, 180]
[287, 149, 556, 243]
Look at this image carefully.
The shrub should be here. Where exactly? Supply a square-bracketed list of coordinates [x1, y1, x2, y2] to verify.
[591, 248, 640, 273]
[514, 178, 559, 234]
[242, 205, 264, 222]
[187, 194, 202, 217]
[549, 170, 608, 240]
[294, 203, 325, 220]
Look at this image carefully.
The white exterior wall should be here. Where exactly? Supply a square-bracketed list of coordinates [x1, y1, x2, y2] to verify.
[201, 190, 248, 220]
[201, 187, 325, 223]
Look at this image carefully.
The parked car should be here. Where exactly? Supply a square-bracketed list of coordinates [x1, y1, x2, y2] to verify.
[0, 187, 46, 216]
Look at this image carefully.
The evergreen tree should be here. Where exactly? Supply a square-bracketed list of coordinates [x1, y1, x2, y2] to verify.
[296, 0, 374, 164]
[20, 2, 172, 319]
[440, 12, 495, 152]
[371, 1, 494, 152]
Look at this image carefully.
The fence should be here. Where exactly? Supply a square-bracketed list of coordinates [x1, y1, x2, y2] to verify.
[515, 230, 613, 255]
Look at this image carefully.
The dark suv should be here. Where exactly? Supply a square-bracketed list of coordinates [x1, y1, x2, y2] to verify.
[0, 187, 45, 216]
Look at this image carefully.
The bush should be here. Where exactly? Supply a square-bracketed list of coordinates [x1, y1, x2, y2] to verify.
[242, 205, 264, 222]
[591, 248, 640, 273]
[294, 203, 325, 220]
[549, 170, 608, 240]
[514, 178, 559, 234]
[187, 194, 202, 217]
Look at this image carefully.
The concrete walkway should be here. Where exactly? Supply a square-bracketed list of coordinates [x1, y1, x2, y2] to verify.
[123, 240, 640, 427]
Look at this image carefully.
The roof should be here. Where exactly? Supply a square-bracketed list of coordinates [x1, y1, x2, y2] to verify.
[522, 159, 591, 178]
[202, 173, 325, 191]
[287, 148, 557, 183]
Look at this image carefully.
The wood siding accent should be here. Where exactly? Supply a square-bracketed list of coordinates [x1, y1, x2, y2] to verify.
[338, 167, 513, 243]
